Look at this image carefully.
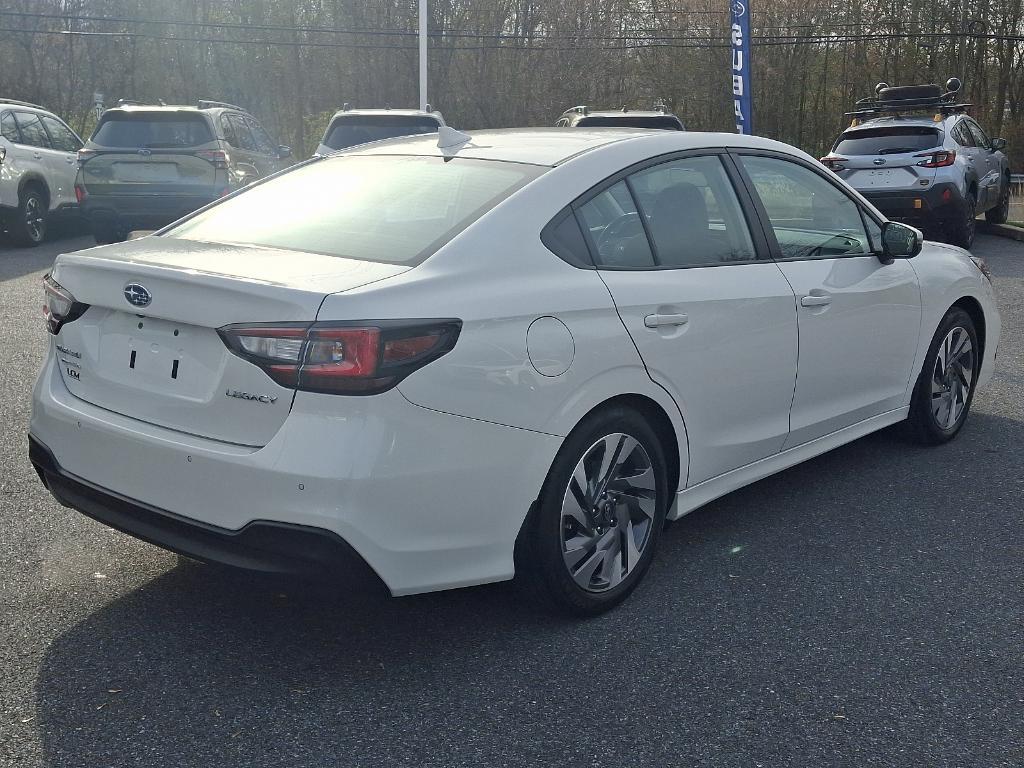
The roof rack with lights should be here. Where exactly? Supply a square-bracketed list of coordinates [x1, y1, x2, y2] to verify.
[845, 77, 972, 119]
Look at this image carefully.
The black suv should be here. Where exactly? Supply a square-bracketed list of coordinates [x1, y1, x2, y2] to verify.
[76, 100, 292, 243]
[556, 104, 685, 130]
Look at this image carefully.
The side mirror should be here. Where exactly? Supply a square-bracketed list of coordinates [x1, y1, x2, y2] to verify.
[277, 145, 293, 159]
[881, 221, 923, 260]
[990, 137, 1007, 152]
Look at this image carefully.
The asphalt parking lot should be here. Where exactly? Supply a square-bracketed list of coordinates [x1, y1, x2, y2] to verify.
[1, 232, 1022, 768]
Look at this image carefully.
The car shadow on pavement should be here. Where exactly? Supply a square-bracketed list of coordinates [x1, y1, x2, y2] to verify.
[32, 411, 1024, 767]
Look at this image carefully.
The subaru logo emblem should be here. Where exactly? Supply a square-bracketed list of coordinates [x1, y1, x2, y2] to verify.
[124, 283, 152, 308]
[873, 158, 886, 166]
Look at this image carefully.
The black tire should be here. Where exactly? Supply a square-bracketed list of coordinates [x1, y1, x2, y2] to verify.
[517, 405, 669, 616]
[92, 221, 127, 245]
[985, 179, 1010, 224]
[11, 186, 47, 247]
[946, 191, 976, 249]
[904, 308, 979, 445]
[878, 84, 942, 102]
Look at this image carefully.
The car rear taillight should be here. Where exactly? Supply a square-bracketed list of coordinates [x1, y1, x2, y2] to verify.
[218, 320, 461, 395]
[0, 146, 6, 166]
[819, 155, 847, 172]
[42, 274, 89, 334]
[196, 149, 230, 168]
[74, 183, 87, 204]
[914, 150, 956, 168]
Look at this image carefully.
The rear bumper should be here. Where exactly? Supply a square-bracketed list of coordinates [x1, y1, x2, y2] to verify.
[29, 435, 384, 585]
[29, 350, 560, 595]
[861, 182, 966, 227]
[81, 194, 218, 230]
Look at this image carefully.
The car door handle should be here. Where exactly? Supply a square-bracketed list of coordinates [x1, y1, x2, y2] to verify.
[644, 313, 689, 328]
[800, 294, 833, 308]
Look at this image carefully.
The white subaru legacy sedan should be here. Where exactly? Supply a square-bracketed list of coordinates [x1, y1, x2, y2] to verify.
[29, 128, 1000, 615]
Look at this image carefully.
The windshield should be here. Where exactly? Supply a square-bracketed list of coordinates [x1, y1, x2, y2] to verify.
[575, 116, 683, 130]
[92, 112, 214, 148]
[165, 155, 543, 265]
[834, 127, 941, 156]
[323, 116, 441, 151]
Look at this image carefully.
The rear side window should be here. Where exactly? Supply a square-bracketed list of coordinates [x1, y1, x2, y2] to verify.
[92, 113, 214, 148]
[577, 181, 655, 268]
[0, 111, 19, 142]
[323, 116, 440, 151]
[13, 112, 51, 148]
[225, 115, 256, 151]
[951, 123, 975, 147]
[166, 155, 543, 265]
[834, 127, 940, 156]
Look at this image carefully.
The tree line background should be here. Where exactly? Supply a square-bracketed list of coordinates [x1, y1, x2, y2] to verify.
[1, 0, 1023, 165]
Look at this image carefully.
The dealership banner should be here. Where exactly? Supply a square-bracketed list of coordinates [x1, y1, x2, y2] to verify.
[731, 0, 752, 134]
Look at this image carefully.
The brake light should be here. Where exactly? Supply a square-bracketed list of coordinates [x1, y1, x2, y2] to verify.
[196, 149, 229, 168]
[42, 274, 88, 334]
[218, 320, 461, 395]
[0, 146, 5, 166]
[914, 150, 956, 168]
[74, 183, 87, 204]
[819, 155, 847, 172]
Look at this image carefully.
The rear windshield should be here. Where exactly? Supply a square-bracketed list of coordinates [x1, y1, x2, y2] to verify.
[834, 127, 941, 156]
[323, 116, 440, 151]
[575, 116, 682, 130]
[92, 112, 214, 148]
[165, 155, 544, 265]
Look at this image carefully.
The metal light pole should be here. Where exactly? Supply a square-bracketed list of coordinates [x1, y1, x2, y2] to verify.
[418, 0, 428, 110]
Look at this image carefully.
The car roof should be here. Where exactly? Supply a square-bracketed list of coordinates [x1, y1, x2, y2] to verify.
[0, 99, 56, 117]
[102, 105, 242, 116]
[574, 110, 678, 119]
[344, 127, 802, 167]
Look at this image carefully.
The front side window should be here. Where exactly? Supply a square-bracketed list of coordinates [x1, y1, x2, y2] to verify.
[740, 155, 870, 260]
[226, 115, 256, 151]
[166, 155, 543, 265]
[0, 111, 19, 142]
[13, 112, 51, 148]
[966, 120, 991, 150]
[41, 116, 81, 153]
[577, 181, 655, 268]
[628, 155, 756, 267]
[245, 118, 277, 155]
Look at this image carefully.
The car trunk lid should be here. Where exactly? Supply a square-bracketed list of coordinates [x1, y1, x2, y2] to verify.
[50, 238, 408, 446]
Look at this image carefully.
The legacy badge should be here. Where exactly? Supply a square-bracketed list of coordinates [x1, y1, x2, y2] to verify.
[225, 389, 278, 404]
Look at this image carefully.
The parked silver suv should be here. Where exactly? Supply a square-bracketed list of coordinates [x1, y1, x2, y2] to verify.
[314, 106, 444, 156]
[821, 79, 1010, 249]
[0, 99, 84, 246]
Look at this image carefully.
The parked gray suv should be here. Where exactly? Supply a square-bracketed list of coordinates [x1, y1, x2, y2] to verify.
[77, 100, 292, 244]
[821, 79, 1010, 249]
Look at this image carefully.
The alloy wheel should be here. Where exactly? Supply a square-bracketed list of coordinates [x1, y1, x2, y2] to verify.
[24, 196, 45, 243]
[931, 326, 974, 430]
[560, 433, 658, 593]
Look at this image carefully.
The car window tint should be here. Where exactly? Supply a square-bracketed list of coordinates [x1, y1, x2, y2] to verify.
[0, 111, 19, 142]
[245, 118, 277, 155]
[628, 155, 756, 267]
[323, 116, 440, 151]
[542, 209, 593, 267]
[577, 181, 655, 268]
[220, 115, 240, 147]
[227, 115, 256, 151]
[740, 155, 870, 260]
[966, 120, 991, 150]
[951, 123, 974, 147]
[40, 116, 81, 152]
[92, 113, 214, 148]
[833, 127, 940, 155]
[13, 112, 51, 148]
[167, 155, 543, 265]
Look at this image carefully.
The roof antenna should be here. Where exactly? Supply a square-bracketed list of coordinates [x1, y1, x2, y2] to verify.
[437, 125, 471, 150]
